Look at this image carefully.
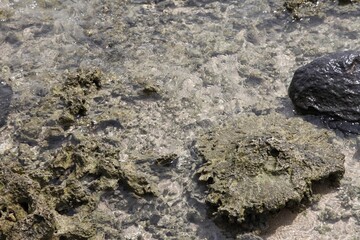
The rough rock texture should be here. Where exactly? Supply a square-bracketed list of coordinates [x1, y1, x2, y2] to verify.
[60, 68, 102, 117]
[0, 69, 158, 240]
[280, 0, 360, 20]
[283, 0, 319, 20]
[2, 0, 360, 238]
[0, 81, 12, 127]
[196, 113, 345, 226]
[0, 136, 159, 239]
[289, 51, 360, 122]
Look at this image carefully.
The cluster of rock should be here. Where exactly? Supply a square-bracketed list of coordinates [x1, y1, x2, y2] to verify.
[0, 69, 159, 239]
[0, 50, 356, 237]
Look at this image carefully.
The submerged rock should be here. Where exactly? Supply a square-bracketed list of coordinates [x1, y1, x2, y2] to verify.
[280, 0, 360, 20]
[0, 138, 159, 239]
[284, 0, 319, 19]
[196, 113, 344, 227]
[56, 68, 103, 118]
[0, 66, 158, 239]
[0, 81, 12, 127]
[289, 51, 360, 122]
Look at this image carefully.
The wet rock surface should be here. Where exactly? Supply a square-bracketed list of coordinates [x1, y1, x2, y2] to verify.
[289, 51, 360, 122]
[0, 81, 12, 127]
[196, 113, 345, 229]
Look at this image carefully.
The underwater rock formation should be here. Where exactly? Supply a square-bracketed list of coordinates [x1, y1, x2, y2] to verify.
[289, 51, 360, 122]
[281, 0, 360, 20]
[283, 0, 319, 19]
[0, 69, 159, 239]
[0, 81, 12, 127]
[0, 139, 159, 239]
[60, 68, 102, 118]
[196, 113, 344, 227]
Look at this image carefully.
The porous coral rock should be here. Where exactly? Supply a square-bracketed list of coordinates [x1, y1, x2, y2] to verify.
[196, 113, 345, 226]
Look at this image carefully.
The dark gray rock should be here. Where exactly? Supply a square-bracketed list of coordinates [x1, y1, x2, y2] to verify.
[0, 81, 12, 127]
[289, 51, 360, 121]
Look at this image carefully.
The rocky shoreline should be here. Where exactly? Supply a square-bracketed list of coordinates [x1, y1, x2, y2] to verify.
[1, 0, 360, 239]
[0, 68, 349, 239]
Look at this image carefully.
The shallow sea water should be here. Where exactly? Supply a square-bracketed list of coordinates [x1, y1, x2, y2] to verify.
[1, 0, 360, 239]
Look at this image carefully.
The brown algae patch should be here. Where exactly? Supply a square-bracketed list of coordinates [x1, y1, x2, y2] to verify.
[195, 113, 345, 229]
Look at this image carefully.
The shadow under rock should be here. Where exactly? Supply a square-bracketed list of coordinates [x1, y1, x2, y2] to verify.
[277, 97, 360, 137]
[0, 81, 12, 127]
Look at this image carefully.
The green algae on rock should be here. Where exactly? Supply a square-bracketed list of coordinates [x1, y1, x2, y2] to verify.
[195, 113, 345, 226]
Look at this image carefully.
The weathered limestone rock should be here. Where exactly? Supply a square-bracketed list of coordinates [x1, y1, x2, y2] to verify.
[289, 51, 360, 122]
[196, 113, 344, 225]
[0, 81, 12, 127]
